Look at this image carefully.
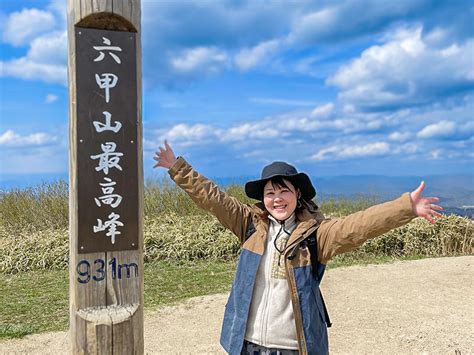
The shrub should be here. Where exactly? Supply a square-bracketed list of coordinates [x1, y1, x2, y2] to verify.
[333, 215, 473, 263]
[144, 213, 239, 262]
[0, 180, 472, 274]
[0, 225, 69, 273]
[0, 181, 68, 231]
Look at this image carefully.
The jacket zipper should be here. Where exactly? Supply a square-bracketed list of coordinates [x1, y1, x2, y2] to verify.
[283, 226, 319, 355]
[285, 247, 308, 354]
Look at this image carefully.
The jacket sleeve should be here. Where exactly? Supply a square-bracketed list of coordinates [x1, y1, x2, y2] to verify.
[317, 192, 416, 264]
[168, 156, 252, 243]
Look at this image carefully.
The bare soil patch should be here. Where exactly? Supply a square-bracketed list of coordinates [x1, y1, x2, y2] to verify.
[1, 256, 472, 354]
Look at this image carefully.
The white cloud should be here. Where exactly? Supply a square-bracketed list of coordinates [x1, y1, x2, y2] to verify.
[310, 145, 340, 161]
[28, 31, 66, 65]
[45, 94, 58, 103]
[158, 121, 282, 145]
[394, 143, 419, 154]
[340, 142, 390, 158]
[310, 102, 335, 118]
[288, 7, 338, 44]
[311, 142, 390, 161]
[327, 27, 474, 109]
[157, 107, 391, 148]
[158, 123, 225, 147]
[0, 130, 57, 147]
[235, 39, 282, 71]
[171, 46, 228, 74]
[151, 98, 474, 166]
[417, 120, 456, 139]
[221, 123, 280, 142]
[0, 31, 67, 85]
[47, 0, 67, 25]
[388, 131, 411, 142]
[2, 8, 55, 46]
[0, 57, 66, 85]
[166, 123, 217, 141]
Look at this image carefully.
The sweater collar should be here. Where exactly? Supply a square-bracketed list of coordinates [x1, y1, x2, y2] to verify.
[268, 212, 297, 229]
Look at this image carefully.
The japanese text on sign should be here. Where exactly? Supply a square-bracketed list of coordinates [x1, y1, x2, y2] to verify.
[76, 27, 138, 253]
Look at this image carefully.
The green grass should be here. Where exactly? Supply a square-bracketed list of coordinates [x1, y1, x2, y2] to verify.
[144, 260, 236, 308]
[0, 269, 68, 338]
[0, 260, 236, 340]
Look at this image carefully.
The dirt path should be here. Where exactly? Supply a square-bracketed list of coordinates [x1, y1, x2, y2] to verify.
[1, 256, 472, 354]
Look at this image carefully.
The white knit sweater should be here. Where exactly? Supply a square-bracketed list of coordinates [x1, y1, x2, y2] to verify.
[244, 213, 299, 349]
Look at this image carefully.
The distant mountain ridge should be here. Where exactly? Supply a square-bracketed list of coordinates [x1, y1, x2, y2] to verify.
[215, 174, 474, 208]
[1, 173, 473, 208]
[315, 174, 474, 207]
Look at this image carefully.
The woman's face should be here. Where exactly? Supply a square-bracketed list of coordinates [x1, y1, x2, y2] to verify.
[263, 178, 300, 221]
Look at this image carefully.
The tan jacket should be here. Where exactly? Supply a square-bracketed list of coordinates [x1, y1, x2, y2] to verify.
[169, 156, 416, 355]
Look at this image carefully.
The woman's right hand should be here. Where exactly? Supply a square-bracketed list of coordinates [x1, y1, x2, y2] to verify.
[153, 140, 177, 169]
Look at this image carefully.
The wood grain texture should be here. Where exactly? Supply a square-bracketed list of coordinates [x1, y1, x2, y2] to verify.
[130, 1, 140, 30]
[106, 250, 144, 352]
[93, 0, 113, 12]
[118, 0, 131, 25]
[67, 4, 78, 352]
[113, 318, 136, 354]
[82, 0, 94, 19]
[68, 0, 143, 353]
[96, 324, 113, 353]
[113, 0, 124, 17]
[70, 0, 82, 27]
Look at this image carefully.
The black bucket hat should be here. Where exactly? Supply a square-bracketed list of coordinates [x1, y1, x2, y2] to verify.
[245, 161, 316, 201]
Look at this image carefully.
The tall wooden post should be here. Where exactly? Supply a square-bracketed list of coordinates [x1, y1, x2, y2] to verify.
[67, 1, 143, 353]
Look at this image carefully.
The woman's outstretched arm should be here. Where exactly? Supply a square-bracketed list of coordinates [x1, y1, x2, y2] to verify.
[153, 141, 252, 243]
[316, 182, 443, 264]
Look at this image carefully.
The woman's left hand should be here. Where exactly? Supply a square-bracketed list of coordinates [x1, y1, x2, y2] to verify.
[410, 181, 443, 224]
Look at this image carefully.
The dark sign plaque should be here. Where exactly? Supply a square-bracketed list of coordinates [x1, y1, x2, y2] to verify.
[75, 27, 138, 253]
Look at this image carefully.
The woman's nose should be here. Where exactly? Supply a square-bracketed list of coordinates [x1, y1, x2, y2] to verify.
[274, 194, 283, 202]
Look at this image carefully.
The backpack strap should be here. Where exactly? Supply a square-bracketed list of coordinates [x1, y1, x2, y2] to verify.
[306, 233, 318, 278]
[245, 219, 256, 241]
[306, 231, 332, 328]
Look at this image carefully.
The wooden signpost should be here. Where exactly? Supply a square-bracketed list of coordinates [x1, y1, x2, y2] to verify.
[67, 1, 143, 353]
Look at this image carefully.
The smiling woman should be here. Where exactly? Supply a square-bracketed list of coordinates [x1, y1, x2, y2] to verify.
[153, 140, 443, 355]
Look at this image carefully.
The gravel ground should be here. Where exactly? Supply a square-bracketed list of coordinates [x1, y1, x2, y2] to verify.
[1, 256, 472, 354]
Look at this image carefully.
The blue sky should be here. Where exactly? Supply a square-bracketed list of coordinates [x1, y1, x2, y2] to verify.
[0, 0, 473, 187]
